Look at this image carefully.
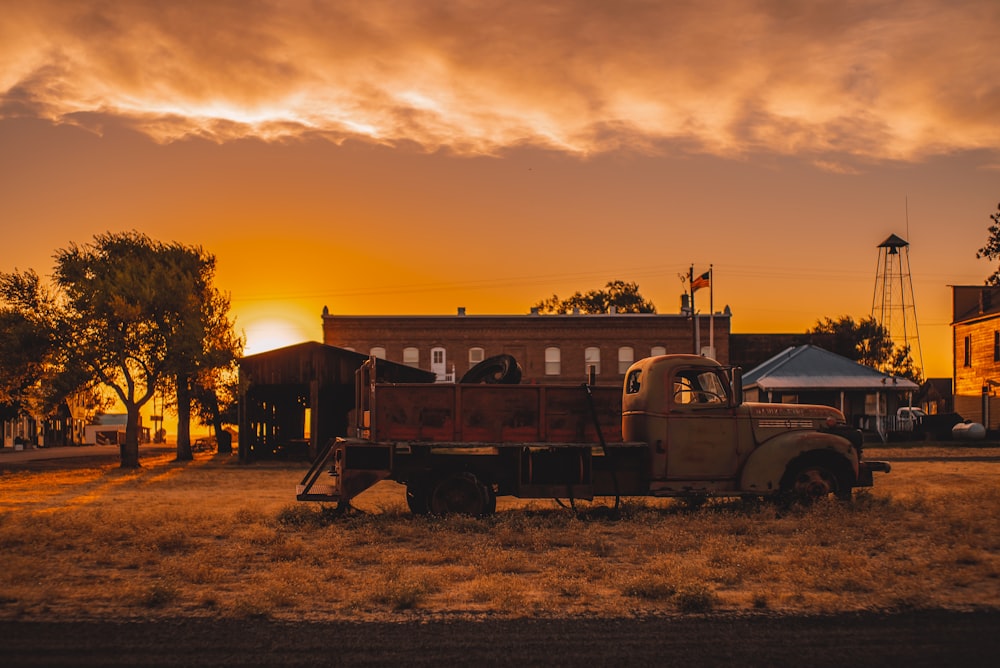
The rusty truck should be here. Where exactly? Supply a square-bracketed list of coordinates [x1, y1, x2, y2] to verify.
[297, 354, 890, 514]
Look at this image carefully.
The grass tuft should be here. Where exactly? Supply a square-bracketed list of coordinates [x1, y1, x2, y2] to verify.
[675, 585, 718, 613]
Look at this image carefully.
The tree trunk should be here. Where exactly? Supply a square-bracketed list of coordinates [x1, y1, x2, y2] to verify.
[120, 402, 141, 469]
[175, 373, 193, 462]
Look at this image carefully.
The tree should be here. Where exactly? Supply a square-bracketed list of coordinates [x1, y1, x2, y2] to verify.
[50, 231, 241, 468]
[155, 245, 243, 462]
[0, 270, 60, 422]
[2, 233, 240, 465]
[976, 201, 1000, 286]
[532, 280, 655, 314]
[809, 315, 921, 383]
[810, 315, 893, 368]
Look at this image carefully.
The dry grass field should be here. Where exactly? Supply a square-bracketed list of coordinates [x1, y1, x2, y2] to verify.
[1, 443, 999, 665]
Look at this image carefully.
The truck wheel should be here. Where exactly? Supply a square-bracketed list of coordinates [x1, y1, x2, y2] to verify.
[429, 472, 492, 516]
[459, 354, 522, 384]
[781, 459, 851, 503]
[405, 481, 431, 515]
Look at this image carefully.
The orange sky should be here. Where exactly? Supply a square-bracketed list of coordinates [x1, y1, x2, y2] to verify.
[2, 0, 999, 378]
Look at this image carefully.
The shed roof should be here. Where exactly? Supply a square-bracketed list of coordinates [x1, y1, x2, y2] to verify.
[239, 341, 435, 386]
[742, 345, 919, 392]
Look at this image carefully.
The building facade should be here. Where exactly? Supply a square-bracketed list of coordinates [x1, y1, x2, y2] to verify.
[321, 309, 731, 386]
[952, 285, 1000, 429]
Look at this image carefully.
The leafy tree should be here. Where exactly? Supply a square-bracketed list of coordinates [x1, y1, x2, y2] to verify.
[2, 235, 240, 464]
[810, 315, 893, 368]
[49, 231, 240, 468]
[976, 201, 1000, 286]
[0, 270, 59, 422]
[156, 245, 243, 461]
[532, 280, 655, 314]
[809, 315, 921, 382]
[887, 344, 922, 383]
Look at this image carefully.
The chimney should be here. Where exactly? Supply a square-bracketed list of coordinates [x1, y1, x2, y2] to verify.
[457, 307, 466, 316]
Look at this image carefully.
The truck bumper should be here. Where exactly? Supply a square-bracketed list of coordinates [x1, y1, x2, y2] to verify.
[856, 460, 892, 487]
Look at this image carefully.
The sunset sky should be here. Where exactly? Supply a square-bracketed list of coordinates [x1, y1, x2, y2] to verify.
[2, 0, 999, 378]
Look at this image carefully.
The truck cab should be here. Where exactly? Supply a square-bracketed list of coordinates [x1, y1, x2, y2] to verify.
[622, 355, 888, 499]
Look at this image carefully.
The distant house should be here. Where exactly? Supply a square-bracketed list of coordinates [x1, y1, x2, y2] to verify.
[952, 285, 1000, 430]
[741, 345, 919, 440]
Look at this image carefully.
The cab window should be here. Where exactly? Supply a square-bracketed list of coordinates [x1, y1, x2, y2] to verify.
[625, 369, 642, 394]
[672, 368, 729, 406]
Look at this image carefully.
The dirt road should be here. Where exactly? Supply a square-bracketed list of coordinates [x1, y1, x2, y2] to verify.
[3, 610, 999, 667]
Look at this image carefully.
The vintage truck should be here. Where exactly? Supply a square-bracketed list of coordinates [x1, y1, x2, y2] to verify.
[297, 354, 890, 514]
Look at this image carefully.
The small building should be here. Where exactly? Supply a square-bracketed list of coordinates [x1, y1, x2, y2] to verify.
[952, 285, 1000, 430]
[237, 342, 434, 460]
[742, 345, 920, 440]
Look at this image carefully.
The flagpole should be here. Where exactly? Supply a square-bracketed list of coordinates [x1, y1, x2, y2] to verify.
[689, 264, 697, 355]
[709, 264, 714, 358]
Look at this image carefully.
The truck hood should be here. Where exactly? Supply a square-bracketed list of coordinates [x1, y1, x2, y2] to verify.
[742, 402, 846, 444]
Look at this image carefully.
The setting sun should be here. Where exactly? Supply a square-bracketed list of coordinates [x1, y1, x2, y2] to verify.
[241, 310, 317, 356]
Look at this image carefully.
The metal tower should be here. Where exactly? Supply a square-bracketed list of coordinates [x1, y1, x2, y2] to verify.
[871, 233, 923, 376]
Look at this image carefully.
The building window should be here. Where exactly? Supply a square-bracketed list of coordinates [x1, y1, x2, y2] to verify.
[618, 346, 634, 374]
[994, 331, 999, 362]
[585, 347, 601, 375]
[432, 348, 445, 365]
[964, 335, 972, 367]
[545, 347, 561, 375]
[469, 347, 485, 367]
[651, 346, 666, 357]
[403, 347, 419, 367]
[370, 346, 386, 359]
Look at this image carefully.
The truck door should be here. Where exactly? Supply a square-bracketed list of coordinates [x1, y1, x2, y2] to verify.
[659, 366, 740, 482]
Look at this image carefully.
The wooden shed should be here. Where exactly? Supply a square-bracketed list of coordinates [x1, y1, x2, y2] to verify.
[237, 342, 435, 461]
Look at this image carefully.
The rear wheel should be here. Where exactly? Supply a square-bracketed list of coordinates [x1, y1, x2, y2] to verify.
[429, 472, 493, 516]
[781, 459, 852, 503]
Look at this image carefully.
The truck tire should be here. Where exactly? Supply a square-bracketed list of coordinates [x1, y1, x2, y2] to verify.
[459, 354, 522, 384]
[429, 472, 493, 516]
[780, 456, 852, 503]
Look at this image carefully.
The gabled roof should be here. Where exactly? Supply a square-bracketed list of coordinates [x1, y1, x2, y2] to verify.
[239, 341, 435, 385]
[742, 345, 919, 392]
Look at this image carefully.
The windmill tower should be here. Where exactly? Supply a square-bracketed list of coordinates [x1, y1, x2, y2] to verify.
[871, 233, 923, 376]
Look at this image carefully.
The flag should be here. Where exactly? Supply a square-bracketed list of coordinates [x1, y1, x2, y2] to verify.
[691, 270, 710, 292]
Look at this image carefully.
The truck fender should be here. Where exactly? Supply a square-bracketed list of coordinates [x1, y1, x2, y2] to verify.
[739, 432, 859, 495]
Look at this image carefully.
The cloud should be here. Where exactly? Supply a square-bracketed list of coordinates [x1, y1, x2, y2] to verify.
[1, 0, 998, 160]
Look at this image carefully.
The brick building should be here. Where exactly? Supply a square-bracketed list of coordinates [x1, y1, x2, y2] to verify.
[321, 308, 731, 386]
[952, 285, 1000, 429]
